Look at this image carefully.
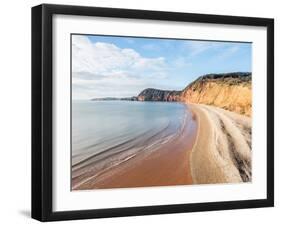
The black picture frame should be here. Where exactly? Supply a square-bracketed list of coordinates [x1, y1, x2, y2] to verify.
[32, 4, 274, 222]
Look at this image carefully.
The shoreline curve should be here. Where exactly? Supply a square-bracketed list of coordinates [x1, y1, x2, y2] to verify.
[189, 103, 252, 184]
[72, 104, 197, 190]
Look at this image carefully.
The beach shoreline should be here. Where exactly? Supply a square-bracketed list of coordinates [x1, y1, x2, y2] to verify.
[72, 102, 252, 190]
[72, 104, 197, 190]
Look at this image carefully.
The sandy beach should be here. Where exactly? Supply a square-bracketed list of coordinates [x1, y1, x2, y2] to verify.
[72, 102, 252, 190]
[189, 104, 252, 184]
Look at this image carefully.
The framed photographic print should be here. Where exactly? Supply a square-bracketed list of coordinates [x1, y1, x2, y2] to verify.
[31, 4, 274, 221]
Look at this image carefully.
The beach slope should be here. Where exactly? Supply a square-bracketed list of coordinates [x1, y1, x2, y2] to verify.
[190, 104, 252, 184]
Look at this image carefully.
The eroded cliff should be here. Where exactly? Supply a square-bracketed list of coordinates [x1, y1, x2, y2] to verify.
[137, 72, 252, 116]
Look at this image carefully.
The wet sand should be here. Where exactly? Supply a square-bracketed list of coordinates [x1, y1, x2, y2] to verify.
[72, 106, 197, 190]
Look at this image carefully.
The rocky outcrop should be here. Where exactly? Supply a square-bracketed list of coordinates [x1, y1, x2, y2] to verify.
[137, 88, 181, 102]
[137, 72, 252, 116]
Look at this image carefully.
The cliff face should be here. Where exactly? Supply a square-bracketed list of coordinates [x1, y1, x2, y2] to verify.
[180, 73, 252, 116]
[137, 88, 181, 102]
[137, 72, 252, 116]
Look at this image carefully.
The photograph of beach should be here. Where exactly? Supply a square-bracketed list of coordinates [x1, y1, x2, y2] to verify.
[71, 34, 252, 190]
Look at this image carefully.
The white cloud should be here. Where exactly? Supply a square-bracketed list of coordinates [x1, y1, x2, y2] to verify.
[72, 35, 166, 79]
[72, 35, 168, 99]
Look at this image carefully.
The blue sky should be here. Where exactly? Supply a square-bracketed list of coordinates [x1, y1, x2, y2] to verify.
[72, 34, 252, 99]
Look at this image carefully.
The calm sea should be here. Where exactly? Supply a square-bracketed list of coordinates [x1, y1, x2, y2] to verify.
[72, 100, 192, 166]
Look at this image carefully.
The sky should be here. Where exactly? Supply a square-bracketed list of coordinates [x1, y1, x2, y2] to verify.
[72, 34, 252, 99]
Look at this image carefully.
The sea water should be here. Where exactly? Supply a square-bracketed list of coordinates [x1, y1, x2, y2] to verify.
[72, 100, 191, 166]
